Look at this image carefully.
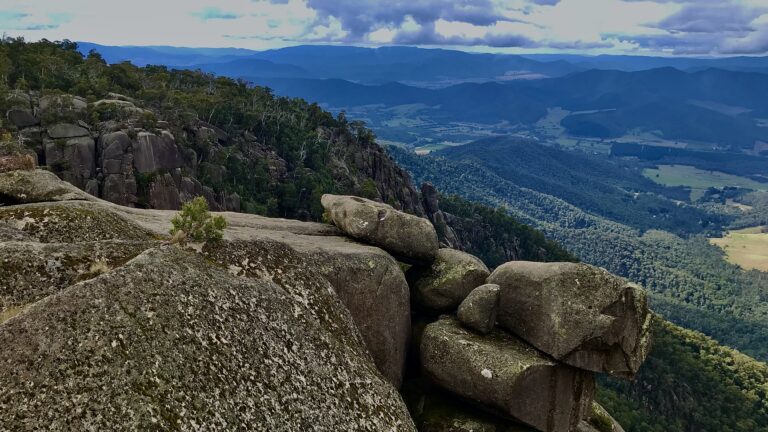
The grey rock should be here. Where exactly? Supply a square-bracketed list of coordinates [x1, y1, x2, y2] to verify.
[133, 131, 183, 174]
[47, 123, 90, 139]
[1, 240, 153, 319]
[224, 192, 241, 212]
[0, 246, 415, 431]
[204, 233, 411, 388]
[421, 316, 595, 432]
[487, 261, 653, 378]
[148, 173, 181, 210]
[406, 248, 490, 312]
[0, 169, 94, 204]
[7, 109, 38, 128]
[321, 194, 438, 263]
[0, 201, 155, 243]
[457, 283, 500, 334]
[44, 136, 96, 189]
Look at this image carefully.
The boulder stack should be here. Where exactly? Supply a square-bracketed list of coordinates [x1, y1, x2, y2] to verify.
[487, 261, 652, 378]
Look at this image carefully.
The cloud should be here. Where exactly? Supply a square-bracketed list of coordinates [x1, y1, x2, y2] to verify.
[611, 0, 768, 54]
[192, 7, 242, 21]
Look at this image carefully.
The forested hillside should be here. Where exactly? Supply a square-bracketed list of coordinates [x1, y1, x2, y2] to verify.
[392, 143, 768, 431]
[0, 37, 423, 220]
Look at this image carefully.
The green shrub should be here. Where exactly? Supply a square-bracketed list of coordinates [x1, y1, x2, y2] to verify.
[169, 196, 227, 243]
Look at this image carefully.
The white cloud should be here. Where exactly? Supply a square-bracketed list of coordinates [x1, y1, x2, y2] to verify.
[0, 0, 766, 55]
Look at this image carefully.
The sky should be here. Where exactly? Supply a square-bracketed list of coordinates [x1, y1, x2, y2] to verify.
[1, 0, 768, 56]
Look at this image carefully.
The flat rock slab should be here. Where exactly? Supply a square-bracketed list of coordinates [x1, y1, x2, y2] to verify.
[487, 261, 652, 379]
[0, 170, 95, 204]
[321, 194, 438, 264]
[0, 247, 415, 431]
[407, 248, 490, 312]
[47, 123, 90, 139]
[421, 317, 594, 432]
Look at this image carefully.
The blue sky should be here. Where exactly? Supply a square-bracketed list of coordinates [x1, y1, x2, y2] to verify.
[1, 0, 767, 55]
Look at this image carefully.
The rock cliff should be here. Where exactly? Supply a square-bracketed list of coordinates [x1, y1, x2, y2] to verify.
[0, 170, 649, 431]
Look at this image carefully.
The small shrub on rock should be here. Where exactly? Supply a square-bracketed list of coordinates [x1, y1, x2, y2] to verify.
[169, 196, 227, 243]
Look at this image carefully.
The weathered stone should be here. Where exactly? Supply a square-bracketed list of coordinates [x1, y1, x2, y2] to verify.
[577, 402, 625, 432]
[148, 172, 181, 210]
[0, 169, 93, 204]
[47, 123, 90, 139]
[0, 240, 154, 318]
[421, 317, 595, 432]
[457, 283, 500, 334]
[407, 248, 490, 312]
[402, 379, 538, 432]
[203, 232, 411, 388]
[487, 261, 652, 378]
[0, 223, 32, 242]
[321, 194, 438, 264]
[44, 136, 96, 189]
[133, 131, 183, 173]
[7, 109, 38, 128]
[0, 247, 416, 431]
[224, 192, 241, 212]
[0, 201, 155, 243]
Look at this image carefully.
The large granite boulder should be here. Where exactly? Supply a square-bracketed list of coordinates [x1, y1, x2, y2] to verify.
[0, 246, 415, 431]
[133, 131, 183, 174]
[98, 131, 137, 206]
[7, 109, 38, 128]
[1, 240, 154, 319]
[407, 248, 490, 312]
[0, 169, 94, 204]
[0, 201, 156, 243]
[321, 194, 438, 264]
[47, 123, 90, 139]
[202, 224, 411, 388]
[487, 261, 652, 378]
[421, 317, 594, 432]
[457, 283, 500, 334]
[44, 135, 96, 189]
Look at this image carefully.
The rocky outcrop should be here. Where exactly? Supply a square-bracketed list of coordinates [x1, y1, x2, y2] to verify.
[457, 283, 500, 335]
[487, 261, 652, 378]
[0, 246, 415, 431]
[0, 170, 416, 430]
[421, 317, 595, 432]
[406, 248, 490, 312]
[577, 402, 625, 432]
[321, 194, 438, 264]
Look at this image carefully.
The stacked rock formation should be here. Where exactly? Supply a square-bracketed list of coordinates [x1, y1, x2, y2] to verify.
[320, 195, 649, 432]
[0, 172, 647, 431]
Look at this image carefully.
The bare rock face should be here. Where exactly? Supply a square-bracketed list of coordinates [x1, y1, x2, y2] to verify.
[407, 248, 490, 312]
[487, 261, 652, 379]
[457, 283, 500, 334]
[1, 240, 153, 320]
[132, 131, 183, 174]
[47, 123, 90, 139]
[7, 109, 38, 128]
[202, 229, 411, 388]
[0, 247, 415, 431]
[321, 194, 438, 264]
[44, 135, 96, 189]
[421, 316, 595, 432]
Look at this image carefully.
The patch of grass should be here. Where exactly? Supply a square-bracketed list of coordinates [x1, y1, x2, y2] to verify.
[711, 226, 768, 271]
[644, 164, 768, 201]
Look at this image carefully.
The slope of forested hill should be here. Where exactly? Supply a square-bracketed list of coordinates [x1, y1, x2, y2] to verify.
[0, 37, 423, 220]
[391, 143, 768, 431]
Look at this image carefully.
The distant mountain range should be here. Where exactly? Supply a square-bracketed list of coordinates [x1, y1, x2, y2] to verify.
[80, 42, 768, 150]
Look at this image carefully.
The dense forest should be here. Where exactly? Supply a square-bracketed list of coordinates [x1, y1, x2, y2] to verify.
[392, 144, 768, 431]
